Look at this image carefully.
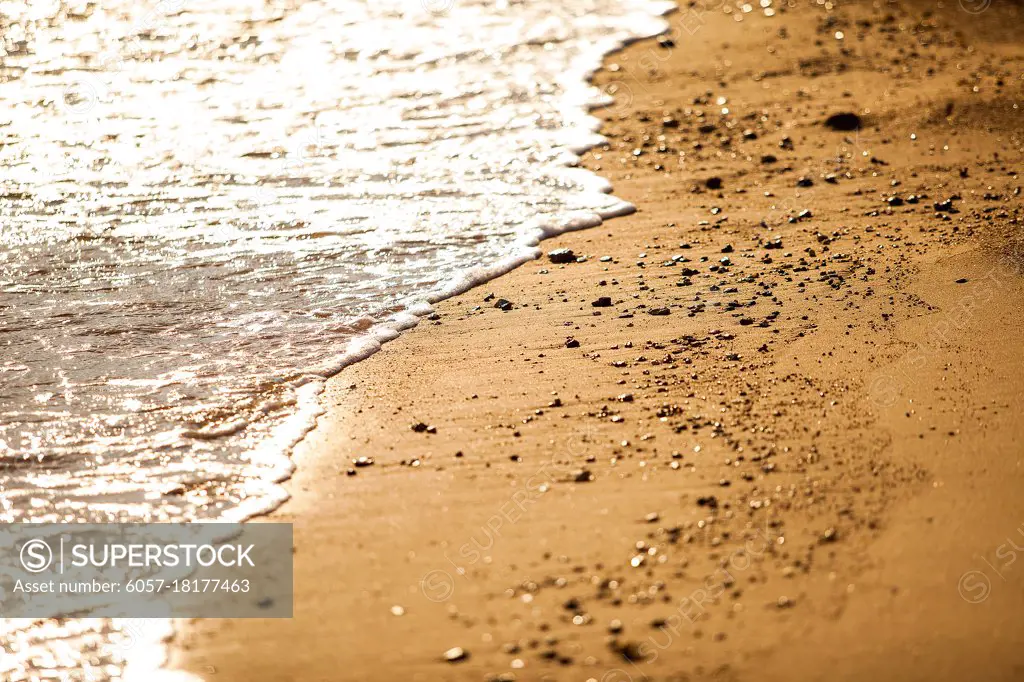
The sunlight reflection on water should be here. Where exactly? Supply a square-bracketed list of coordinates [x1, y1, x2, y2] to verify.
[0, 0, 669, 677]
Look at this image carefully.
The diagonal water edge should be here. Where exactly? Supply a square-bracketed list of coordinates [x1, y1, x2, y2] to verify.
[154, 2, 677, 680]
[0, 0, 676, 679]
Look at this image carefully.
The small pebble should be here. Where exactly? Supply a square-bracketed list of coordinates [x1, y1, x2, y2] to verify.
[548, 248, 576, 264]
[823, 112, 862, 131]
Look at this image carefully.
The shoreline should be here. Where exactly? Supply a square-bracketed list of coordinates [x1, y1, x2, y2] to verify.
[201, 0, 674, 522]
[175, 0, 1024, 680]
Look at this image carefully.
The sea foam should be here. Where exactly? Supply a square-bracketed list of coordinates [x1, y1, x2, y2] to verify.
[0, 0, 672, 677]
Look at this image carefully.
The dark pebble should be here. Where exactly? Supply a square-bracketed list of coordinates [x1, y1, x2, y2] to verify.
[612, 641, 647, 663]
[592, 296, 613, 307]
[705, 177, 723, 190]
[565, 337, 580, 348]
[823, 112, 862, 131]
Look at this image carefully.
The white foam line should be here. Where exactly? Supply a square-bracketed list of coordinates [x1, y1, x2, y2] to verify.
[153, 3, 675, 679]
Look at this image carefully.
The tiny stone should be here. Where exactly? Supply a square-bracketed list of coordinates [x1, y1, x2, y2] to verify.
[823, 112, 862, 131]
[573, 469, 595, 482]
[548, 248, 576, 264]
[612, 641, 646, 663]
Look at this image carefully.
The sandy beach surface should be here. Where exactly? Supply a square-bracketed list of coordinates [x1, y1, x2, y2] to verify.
[174, 0, 1024, 679]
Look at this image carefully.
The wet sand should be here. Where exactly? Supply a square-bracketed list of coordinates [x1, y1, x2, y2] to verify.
[175, 0, 1024, 680]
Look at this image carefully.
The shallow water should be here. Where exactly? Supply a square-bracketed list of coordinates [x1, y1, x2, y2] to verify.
[0, 0, 668, 677]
